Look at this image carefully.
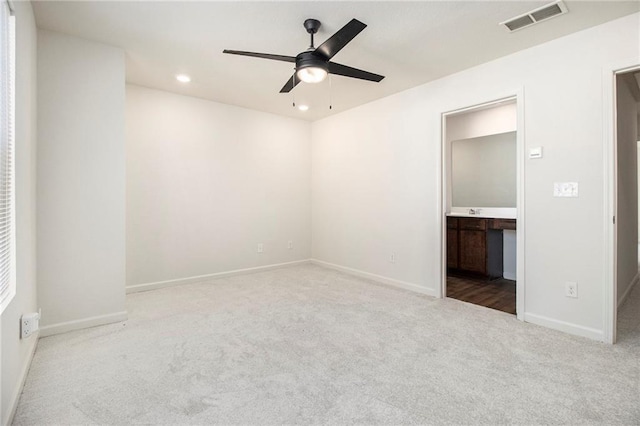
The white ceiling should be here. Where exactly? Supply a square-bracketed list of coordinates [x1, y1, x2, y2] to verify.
[32, 1, 639, 121]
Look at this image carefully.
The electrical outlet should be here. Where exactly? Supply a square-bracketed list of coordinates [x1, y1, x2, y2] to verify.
[287, 240, 293, 250]
[21, 311, 40, 339]
[389, 253, 396, 263]
[565, 282, 578, 298]
[257, 243, 264, 254]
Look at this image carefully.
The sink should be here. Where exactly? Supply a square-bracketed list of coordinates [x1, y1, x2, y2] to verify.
[447, 208, 516, 219]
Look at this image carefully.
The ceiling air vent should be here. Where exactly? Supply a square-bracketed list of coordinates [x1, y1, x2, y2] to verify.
[500, 1, 568, 33]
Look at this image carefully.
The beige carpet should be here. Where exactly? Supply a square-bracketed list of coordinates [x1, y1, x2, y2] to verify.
[13, 264, 640, 425]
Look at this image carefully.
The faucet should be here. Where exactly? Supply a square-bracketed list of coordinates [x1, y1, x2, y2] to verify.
[469, 208, 482, 215]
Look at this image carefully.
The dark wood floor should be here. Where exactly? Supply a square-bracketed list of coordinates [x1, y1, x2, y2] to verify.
[446, 274, 516, 315]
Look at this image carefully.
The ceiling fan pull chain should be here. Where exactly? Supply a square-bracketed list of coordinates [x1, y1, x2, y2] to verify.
[292, 71, 296, 107]
[329, 74, 333, 110]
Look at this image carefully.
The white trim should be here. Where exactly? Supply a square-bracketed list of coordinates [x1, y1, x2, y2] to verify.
[618, 271, 639, 309]
[126, 259, 312, 294]
[523, 312, 604, 341]
[310, 259, 437, 297]
[4, 331, 38, 426]
[439, 90, 526, 321]
[515, 88, 526, 321]
[39, 311, 128, 338]
[438, 108, 446, 299]
[603, 59, 640, 345]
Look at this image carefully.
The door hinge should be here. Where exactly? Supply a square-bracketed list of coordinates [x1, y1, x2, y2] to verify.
[613, 216, 616, 224]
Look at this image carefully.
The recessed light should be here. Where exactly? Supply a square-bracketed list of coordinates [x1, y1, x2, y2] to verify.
[298, 105, 309, 111]
[176, 74, 191, 83]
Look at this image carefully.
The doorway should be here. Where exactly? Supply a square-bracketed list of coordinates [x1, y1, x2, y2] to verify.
[441, 96, 524, 318]
[612, 68, 640, 343]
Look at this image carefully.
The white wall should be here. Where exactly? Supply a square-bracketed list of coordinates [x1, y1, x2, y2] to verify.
[312, 13, 640, 340]
[37, 30, 126, 334]
[616, 74, 639, 306]
[503, 230, 517, 281]
[1, 2, 38, 423]
[126, 85, 311, 288]
[446, 102, 517, 142]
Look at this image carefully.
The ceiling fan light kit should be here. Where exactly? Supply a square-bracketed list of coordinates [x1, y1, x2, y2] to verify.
[295, 54, 328, 83]
[223, 18, 384, 93]
[175, 74, 191, 83]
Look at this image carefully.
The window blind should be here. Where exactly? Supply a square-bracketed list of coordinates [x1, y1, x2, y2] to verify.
[0, 0, 15, 314]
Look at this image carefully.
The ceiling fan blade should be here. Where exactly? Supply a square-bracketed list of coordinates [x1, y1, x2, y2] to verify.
[315, 19, 367, 60]
[279, 75, 302, 93]
[223, 50, 296, 63]
[328, 62, 384, 82]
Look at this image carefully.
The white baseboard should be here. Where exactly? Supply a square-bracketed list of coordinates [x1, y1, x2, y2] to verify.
[617, 271, 639, 309]
[4, 331, 39, 426]
[39, 311, 128, 338]
[126, 259, 312, 294]
[523, 312, 603, 341]
[310, 259, 437, 297]
[503, 272, 517, 281]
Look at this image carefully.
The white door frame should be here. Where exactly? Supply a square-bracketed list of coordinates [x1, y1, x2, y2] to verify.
[439, 89, 526, 320]
[603, 60, 640, 344]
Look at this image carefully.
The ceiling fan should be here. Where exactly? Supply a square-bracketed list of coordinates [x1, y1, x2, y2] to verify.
[223, 18, 385, 93]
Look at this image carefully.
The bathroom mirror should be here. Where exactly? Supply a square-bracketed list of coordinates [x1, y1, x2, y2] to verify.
[451, 131, 516, 207]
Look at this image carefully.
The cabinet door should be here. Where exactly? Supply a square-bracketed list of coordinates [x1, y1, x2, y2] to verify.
[447, 229, 458, 268]
[459, 230, 487, 274]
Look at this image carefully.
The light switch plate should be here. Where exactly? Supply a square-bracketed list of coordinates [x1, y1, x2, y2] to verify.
[554, 182, 578, 197]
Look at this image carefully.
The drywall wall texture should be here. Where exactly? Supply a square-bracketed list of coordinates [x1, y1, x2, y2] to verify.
[616, 74, 639, 307]
[37, 30, 126, 332]
[312, 13, 640, 340]
[1, 2, 38, 423]
[446, 102, 517, 142]
[126, 85, 311, 287]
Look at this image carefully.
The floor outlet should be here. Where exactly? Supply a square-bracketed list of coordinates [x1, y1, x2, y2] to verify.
[565, 282, 578, 298]
[257, 243, 264, 254]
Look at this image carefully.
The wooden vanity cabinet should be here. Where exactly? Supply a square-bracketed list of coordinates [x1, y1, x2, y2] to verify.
[459, 228, 487, 274]
[447, 216, 515, 278]
[446, 218, 458, 269]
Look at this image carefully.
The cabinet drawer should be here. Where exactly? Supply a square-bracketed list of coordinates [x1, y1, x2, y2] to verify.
[490, 219, 516, 230]
[458, 218, 487, 231]
[447, 217, 458, 229]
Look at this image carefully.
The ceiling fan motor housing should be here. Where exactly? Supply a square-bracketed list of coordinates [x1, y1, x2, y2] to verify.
[295, 51, 328, 75]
